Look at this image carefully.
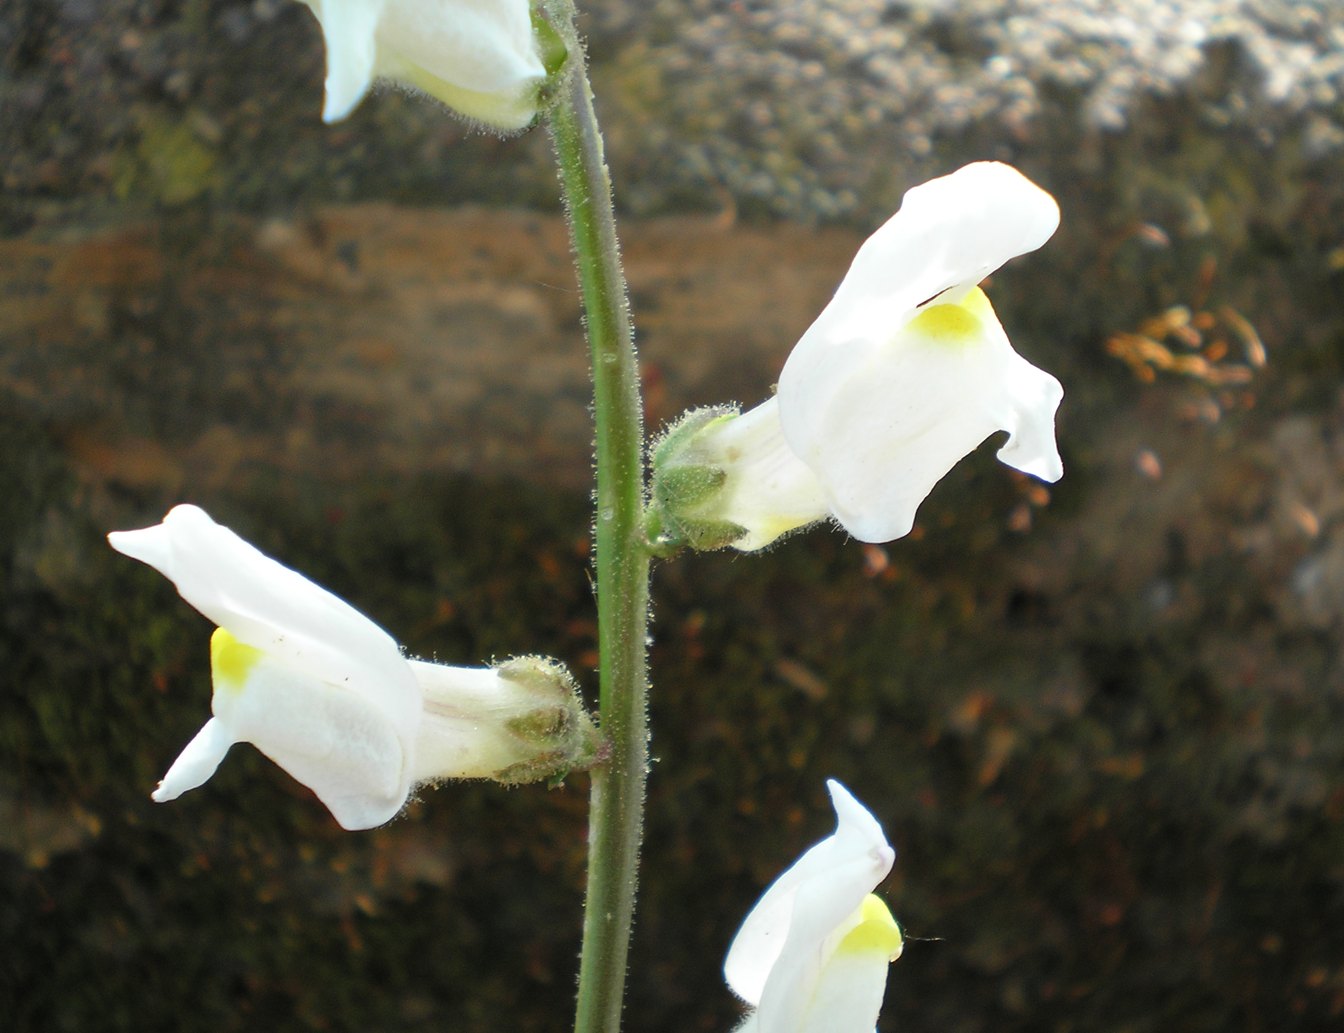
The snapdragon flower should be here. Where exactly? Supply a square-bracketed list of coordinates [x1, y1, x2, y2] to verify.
[725, 780, 902, 1033]
[652, 162, 1063, 551]
[299, 0, 547, 127]
[109, 505, 594, 830]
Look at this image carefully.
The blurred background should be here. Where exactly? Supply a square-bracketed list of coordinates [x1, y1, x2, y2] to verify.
[3, 1, 1344, 1030]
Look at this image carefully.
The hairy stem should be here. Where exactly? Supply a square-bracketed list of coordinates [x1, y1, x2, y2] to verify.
[544, 5, 650, 1033]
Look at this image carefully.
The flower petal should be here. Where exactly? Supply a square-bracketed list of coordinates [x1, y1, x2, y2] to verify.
[108, 505, 420, 737]
[376, 59, 540, 129]
[755, 852, 894, 1032]
[725, 780, 894, 1006]
[993, 348, 1066, 482]
[692, 400, 831, 551]
[152, 717, 234, 803]
[797, 896, 902, 1033]
[210, 631, 410, 830]
[407, 661, 519, 782]
[301, 0, 544, 127]
[303, 0, 384, 123]
[804, 162, 1058, 349]
[377, 0, 544, 95]
[780, 287, 1061, 543]
[778, 162, 1059, 472]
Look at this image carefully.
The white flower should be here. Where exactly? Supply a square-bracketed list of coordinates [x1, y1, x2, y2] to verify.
[109, 505, 592, 829]
[724, 780, 902, 1033]
[659, 162, 1063, 551]
[299, 0, 547, 127]
[777, 161, 1063, 543]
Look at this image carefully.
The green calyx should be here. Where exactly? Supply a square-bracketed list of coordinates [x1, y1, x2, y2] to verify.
[656, 464, 727, 509]
[492, 656, 603, 785]
[647, 407, 748, 553]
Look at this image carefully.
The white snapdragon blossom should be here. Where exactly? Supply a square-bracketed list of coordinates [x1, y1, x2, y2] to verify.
[725, 781, 902, 1033]
[109, 505, 590, 830]
[298, 0, 546, 127]
[669, 162, 1063, 551]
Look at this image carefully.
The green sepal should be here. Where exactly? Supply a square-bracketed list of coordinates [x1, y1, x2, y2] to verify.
[494, 749, 570, 787]
[653, 463, 726, 510]
[496, 654, 576, 696]
[647, 405, 746, 553]
[675, 515, 749, 552]
[489, 655, 602, 785]
[651, 406, 734, 467]
[506, 706, 569, 742]
[532, 8, 570, 111]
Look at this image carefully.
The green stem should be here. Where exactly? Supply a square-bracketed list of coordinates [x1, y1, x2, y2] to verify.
[544, 6, 650, 1033]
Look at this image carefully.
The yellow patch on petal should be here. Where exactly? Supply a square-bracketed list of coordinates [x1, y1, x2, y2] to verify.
[210, 627, 264, 696]
[907, 285, 994, 345]
[958, 285, 996, 320]
[836, 894, 905, 961]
